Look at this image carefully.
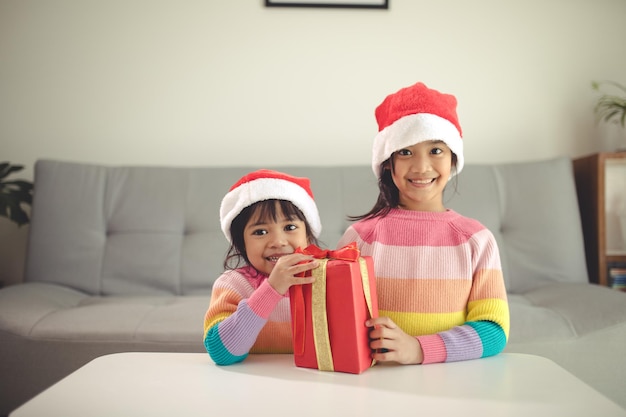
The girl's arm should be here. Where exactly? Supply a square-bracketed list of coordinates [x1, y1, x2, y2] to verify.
[416, 319, 508, 364]
[369, 284, 509, 365]
[203, 277, 284, 365]
[204, 254, 318, 365]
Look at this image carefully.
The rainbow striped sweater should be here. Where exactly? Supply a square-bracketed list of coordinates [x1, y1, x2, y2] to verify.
[203, 266, 292, 365]
[337, 208, 510, 364]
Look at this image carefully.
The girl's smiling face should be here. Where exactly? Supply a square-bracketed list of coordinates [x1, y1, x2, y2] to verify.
[390, 140, 453, 212]
[243, 201, 309, 275]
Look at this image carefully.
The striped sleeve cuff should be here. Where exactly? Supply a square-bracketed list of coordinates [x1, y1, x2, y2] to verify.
[416, 334, 447, 364]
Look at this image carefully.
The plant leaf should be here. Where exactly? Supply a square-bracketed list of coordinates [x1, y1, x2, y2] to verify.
[0, 195, 30, 226]
[592, 81, 626, 126]
[0, 162, 33, 226]
[0, 163, 24, 181]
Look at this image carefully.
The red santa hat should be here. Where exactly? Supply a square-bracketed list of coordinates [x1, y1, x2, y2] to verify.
[220, 169, 321, 243]
[372, 82, 464, 178]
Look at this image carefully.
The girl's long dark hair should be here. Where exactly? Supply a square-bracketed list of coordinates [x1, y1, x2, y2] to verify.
[349, 152, 458, 221]
[224, 199, 319, 271]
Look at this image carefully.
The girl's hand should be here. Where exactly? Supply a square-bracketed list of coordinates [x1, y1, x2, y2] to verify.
[366, 316, 423, 365]
[267, 253, 319, 295]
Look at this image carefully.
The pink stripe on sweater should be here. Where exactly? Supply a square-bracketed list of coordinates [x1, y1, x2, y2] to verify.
[351, 209, 487, 247]
[247, 280, 286, 319]
[417, 334, 447, 364]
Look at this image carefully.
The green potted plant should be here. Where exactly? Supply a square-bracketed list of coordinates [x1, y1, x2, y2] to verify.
[592, 80, 626, 151]
[0, 162, 34, 227]
[591, 80, 626, 128]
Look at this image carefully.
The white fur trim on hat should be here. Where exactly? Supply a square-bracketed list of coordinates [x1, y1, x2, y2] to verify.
[220, 177, 321, 243]
[372, 113, 464, 178]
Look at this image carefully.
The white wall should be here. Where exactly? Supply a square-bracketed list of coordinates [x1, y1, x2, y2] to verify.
[2, 0, 626, 285]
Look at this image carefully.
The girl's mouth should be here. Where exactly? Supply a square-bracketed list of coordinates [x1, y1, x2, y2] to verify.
[409, 178, 435, 184]
[266, 254, 286, 263]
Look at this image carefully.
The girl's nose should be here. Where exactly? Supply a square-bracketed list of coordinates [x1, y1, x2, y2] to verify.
[411, 154, 430, 173]
[268, 233, 288, 247]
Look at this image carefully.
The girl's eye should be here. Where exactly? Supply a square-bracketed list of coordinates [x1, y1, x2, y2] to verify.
[396, 149, 412, 156]
[251, 229, 267, 236]
[431, 147, 443, 155]
[285, 224, 298, 232]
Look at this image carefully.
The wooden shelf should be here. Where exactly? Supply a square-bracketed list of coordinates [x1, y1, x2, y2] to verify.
[573, 152, 626, 286]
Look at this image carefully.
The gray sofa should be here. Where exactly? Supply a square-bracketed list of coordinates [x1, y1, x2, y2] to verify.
[1, 157, 625, 415]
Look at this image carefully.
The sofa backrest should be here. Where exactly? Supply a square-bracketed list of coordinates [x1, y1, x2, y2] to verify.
[25, 157, 588, 296]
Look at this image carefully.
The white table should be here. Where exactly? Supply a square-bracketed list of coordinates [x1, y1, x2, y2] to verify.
[10, 352, 626, 417]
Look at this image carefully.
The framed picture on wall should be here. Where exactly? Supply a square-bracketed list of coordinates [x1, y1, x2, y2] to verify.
[265, 0, 388, 9]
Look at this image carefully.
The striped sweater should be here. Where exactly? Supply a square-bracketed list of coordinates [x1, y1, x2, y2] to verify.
[337, 208, 510, 364]
[203, 266, 292, 365]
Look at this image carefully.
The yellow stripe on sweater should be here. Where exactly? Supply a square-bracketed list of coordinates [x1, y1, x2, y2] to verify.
[203, 311, 230, 338]
[381, 298, 509, 337]
[380, 310, 467, 336]
[467, 298, 510, 338]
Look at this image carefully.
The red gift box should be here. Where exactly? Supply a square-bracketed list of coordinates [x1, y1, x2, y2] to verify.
[289, 243, 379, 374]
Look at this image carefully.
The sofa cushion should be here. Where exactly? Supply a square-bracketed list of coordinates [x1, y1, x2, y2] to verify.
[0, 282, 208, 347]
[508, 282, 626, 343]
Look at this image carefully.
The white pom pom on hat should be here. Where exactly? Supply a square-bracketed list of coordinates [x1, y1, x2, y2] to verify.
[220, 169, 322, 243]
[372, 82, 464, 178]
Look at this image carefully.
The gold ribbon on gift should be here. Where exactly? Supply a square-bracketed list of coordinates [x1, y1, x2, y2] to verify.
[306, 243, 376, 372]
[310, 259, 333, 371]
[358, 257, 375, 332]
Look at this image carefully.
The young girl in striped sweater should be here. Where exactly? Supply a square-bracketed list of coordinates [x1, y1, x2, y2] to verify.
[203, 169, 322, 365]
[338, 82, 510, 365]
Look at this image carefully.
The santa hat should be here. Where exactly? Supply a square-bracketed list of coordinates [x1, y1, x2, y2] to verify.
[372, 82, 464, 178]
[220, 169, 322, 243]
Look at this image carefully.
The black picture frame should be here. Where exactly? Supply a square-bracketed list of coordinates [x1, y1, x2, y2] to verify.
[265, 0, 388, 9]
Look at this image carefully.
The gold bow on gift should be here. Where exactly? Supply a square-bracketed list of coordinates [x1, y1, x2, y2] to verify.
[292, 243, 376, 371]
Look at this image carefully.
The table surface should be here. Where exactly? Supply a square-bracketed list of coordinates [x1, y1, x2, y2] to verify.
[10, 352, 626, 417]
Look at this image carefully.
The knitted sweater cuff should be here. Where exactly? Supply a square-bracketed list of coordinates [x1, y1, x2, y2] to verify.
[417, 334, 447, 364]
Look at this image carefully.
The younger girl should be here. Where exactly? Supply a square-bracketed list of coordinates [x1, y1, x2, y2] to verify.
[338, 82, 510, 365]
[203, 169, 321, 365]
